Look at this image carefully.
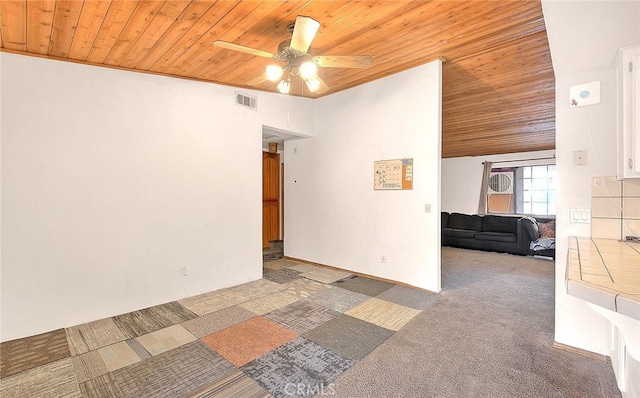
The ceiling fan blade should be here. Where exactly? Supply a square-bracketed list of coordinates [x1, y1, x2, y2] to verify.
[290, 16, 320, 54]
[313, 55, 373, 68]
[213, 40, 275, 59]
[311, 75, 330, 94]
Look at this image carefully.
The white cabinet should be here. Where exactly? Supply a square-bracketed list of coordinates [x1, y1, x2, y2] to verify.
[617, 45, 640, 178]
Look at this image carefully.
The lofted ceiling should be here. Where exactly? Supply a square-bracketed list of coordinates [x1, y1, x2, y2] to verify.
[0, 0, 555, 158]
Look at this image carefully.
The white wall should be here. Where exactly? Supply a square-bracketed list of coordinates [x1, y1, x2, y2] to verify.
[0, 53, 312, 341]
[441, 150, 556, 214]
[285, 61, 442, 292]
[542, 0, 640, 360]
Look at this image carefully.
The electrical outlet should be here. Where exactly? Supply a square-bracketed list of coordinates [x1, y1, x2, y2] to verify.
[180, 266, 188, 276]
[380, 255, 386, 263]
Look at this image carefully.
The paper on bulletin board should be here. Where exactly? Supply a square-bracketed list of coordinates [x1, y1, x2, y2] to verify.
[374, 158, 413, 190]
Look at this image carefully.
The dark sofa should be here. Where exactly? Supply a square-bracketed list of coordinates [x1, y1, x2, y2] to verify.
[441, 212, 547, 256]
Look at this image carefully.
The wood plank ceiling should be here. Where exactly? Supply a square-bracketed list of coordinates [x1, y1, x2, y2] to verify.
[0, 0, 555, 158]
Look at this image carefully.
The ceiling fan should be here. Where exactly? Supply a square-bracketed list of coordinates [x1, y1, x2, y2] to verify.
[213, 16, 372, 95]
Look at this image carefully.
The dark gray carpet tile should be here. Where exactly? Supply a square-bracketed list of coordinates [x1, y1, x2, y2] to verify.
[375, 284, 441, 310]
[241, 337, 356, 398]
[113, 301, 197, 338]
[304, 286, 370, 313]
[330, 275, 395, 296]
[125, 339, 151, 360]
[0, 328, 71, 378]
[113, 340, 235, 398]
[80, 373, 124, 398]
[265, 300, 340, 334]
[183, 369, 271, 398]
[304, 314, 394, 361]
[264, 268, 303, 284]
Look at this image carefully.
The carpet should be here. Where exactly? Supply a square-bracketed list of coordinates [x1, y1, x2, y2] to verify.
[180, 306, 256, 338]
[66, 318, 129, 356]
[263, 268, 303, 284]
[331, 275, 396, 296]
[0, 358, 81, 398]
[266, 300, 340, 334]
[0, 328, 71, 378]
[112, 302, 197, 338]
[183, 369, 270, 398]
[242, 337, 356, 398]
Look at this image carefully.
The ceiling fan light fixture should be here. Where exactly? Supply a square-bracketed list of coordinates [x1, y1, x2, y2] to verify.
[266, 65, 283, 81]
[277, 78, 291, 94]
[299, 61, 317, 79]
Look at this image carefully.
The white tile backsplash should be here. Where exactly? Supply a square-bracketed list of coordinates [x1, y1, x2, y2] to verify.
[591, 177, 638, 240]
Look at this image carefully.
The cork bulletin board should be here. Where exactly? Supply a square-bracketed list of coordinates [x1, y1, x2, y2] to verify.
[374, 158, 413, 190]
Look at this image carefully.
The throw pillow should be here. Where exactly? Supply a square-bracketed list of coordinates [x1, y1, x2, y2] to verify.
[538, 221, 555, 239]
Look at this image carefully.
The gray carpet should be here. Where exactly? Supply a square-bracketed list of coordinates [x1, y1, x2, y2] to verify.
[331, 247, 621, 398]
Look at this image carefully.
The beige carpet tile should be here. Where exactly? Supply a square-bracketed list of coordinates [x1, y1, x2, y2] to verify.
[135, 324, 197, 356]
[201, 317, 298, 367]
[179, 289, 249, 317]
[331, 275, 395, 297]
[181, 306, 256, 338]
[0, 358, 81, 398]
[66, 318, 129, 355]
[305, 286, 371, 313]
[345, 298, 421, 331]
[375, 284, 441, 310]
[301, 268, 353, 284]
[79, 373, 123, 398]
[183, 368, 271, 398]
[97, 341, 142, 372]
[284, 277, 332, 299]
[227, 278, 288, 301]
[266, 300, 340, 334]
[0, 328, 71, 378]
[263, 258, 303, 270]
[239, 290, 302, 316]
[112, 301, 197, 337]
[71, 350, 108, 384]
[113, 341, 235, 398]
[288, 263, 323, 273]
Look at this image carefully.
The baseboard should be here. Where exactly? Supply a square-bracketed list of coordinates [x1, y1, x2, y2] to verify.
[552, 342, 610, 362]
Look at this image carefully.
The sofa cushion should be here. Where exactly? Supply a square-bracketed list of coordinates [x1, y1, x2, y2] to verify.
[442, 228, 476, 239]
[474, 231, 516, 243]
[520, 217, 540, 240]
[448, 213, 483, 231]
[441, 212, 450, 228]
[482, 215, 518, 233]
[538, 220, 556, 238]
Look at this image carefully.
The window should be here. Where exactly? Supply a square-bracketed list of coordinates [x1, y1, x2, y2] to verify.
[487, 164, 556, 217]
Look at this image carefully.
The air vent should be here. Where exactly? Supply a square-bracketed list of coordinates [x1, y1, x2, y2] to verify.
[235, 92, 257, 110]
[488, 172, 514, 194]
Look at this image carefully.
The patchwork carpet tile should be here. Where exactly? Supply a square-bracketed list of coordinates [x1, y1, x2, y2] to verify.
[125, 339, 152, 361]
[181, 305, 256, 338]
[263, 258, 302, 270]
[0, 328, 71, 378]
[135, 324, 197, 356]
[331, 275, 395, 296]
[264, 268, 303, 284]
[201, 317, 298, 367]
[345, 297, 421, 331]
[113, 341, 235, 398]
[183, 368, 270, 398]
[375, 284, 441, 310]
[79, 373, 123, 398]
[242, 337, 356, 398]
[0, 358, 81, 398]
[66, 317, 129, 356]
[266, 300, 340, 334]
[112, 301, 197, 337]
[305, 286, 370, 313]
[301, 268, 353, 284]
[288, 263, 322, 274]
[304, 314, 394, 360]
[98, 341, 143, 372]
[283, 278, 331, 299]
[239, 291, 302, 316]
[178, 290, 248, 317]
[71, 350, 108, 383]
[227, 279, 288, 301]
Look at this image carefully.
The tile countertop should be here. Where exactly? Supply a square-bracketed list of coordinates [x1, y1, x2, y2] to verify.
[566, 237, 640, 320]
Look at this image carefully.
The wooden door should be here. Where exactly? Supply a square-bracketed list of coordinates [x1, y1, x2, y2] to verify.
[262, 151, 280, 249]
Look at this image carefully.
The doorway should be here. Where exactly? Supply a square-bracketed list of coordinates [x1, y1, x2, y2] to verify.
[262, 150, 280, 249]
